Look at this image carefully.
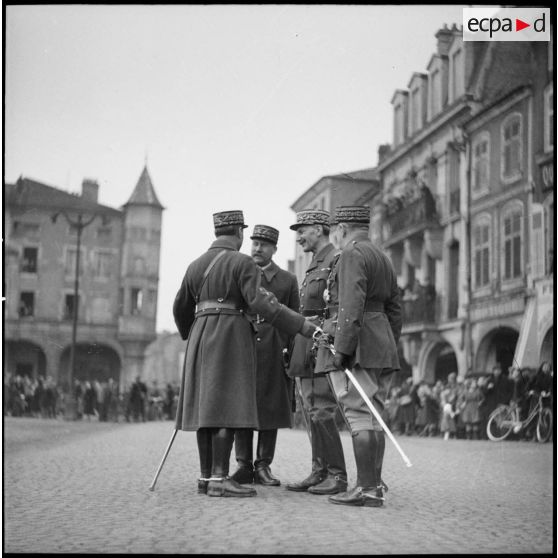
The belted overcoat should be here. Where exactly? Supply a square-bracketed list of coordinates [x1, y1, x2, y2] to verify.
[252, 261, 300, 429]
[173, 236, 305, 431]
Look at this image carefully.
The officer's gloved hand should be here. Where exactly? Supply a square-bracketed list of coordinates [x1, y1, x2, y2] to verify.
[333, 351, 351, 370]
[299, 319, 318, 338]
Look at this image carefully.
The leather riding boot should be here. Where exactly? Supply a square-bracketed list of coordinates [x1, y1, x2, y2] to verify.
[254, 430, 280, 486]
[307, 474, 348, 495]
[285, 469, 326, 492]
[196, 428, 213, 494]
[210, 428, 234, 478]
[353, 430, 379, 488]
[286, 420, 327, 491]
[328, 430, 384, 507]
[207, 428, 256, 498]
[328, 485, 385, 507]
[230, 429, 255, 484]
[374, 430, 388, 492]
[318, 416, 347, 480]
[305, 416, 346, 494]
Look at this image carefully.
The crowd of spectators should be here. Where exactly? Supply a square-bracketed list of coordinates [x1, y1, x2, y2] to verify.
[5, 362, 552, 443]
[4, 373, 180, 423]
[383, 361, 554, 441]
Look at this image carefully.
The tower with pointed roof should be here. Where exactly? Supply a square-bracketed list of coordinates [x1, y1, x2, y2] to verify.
[118, 165, 164, 385]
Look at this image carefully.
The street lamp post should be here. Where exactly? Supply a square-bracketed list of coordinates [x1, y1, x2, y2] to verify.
[52, 211, 97, 419]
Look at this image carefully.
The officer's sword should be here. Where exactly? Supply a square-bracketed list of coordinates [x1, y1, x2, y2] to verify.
[313, 330, 412, 468]
[149, 428, 178, 491]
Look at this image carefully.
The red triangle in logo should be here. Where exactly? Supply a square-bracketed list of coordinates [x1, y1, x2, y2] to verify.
[516, 18, 530, 31]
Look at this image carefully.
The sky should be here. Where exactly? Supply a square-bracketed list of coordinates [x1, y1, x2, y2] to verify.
[4, 4, 469, 332]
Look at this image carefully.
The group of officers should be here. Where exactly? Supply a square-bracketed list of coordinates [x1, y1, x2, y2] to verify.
[173, 205, 402, 508]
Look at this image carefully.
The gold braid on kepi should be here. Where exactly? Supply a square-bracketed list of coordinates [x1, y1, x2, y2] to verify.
[250, 224, 279, 245]
[289, 209, 331, 230]
[213, 210, 248, 229]
[331, 205, 370, 225]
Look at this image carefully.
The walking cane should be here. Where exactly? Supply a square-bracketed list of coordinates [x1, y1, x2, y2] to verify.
[148, 428, 178, 491]
[313, 330, 413, 468]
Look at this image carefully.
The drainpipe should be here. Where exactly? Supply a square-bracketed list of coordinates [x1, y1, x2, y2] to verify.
[464, 133, 473, 376]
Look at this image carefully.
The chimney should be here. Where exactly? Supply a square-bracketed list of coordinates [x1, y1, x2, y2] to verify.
[435, 24, 453, 56]
[81, 179, 99, 203]
[378, 144, 391, 163]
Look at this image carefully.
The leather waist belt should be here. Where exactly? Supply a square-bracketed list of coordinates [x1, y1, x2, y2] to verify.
[365, 301, 385, 312]
[195, 300, 243, 316]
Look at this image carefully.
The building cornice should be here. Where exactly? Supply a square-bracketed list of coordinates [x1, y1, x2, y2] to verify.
[465, 86, 532, 133]
[378, 98, 472, 172]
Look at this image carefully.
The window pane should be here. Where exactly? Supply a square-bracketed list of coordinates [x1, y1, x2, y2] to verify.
[504, 240, 511, 279]
[21, 247, 38, 273]
[482, 248, 489, 285]
[513, 237, 521, 277]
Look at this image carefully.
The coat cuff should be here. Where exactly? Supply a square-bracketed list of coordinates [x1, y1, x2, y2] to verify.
[269, 304, 305, 337]
[334, 333, 357, 356]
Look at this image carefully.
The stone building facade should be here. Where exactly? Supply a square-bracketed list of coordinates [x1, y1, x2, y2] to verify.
[290, 24, 554, 384]
[4, 166, 164, 391]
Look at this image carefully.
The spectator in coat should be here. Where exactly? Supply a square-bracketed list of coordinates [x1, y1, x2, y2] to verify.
[458, 378, 483, 439]
[129, 376, 148, 422]
[83, 381, 97, 420]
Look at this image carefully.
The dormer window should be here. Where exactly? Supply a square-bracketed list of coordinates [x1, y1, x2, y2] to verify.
[407, 73, 427, 135]
[391, 90, 408, 147]
[448, 36, 464, 103]
[429, 68, 441, 117]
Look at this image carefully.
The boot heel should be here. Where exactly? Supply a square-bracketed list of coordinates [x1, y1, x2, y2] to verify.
[363, 498, 384, 508]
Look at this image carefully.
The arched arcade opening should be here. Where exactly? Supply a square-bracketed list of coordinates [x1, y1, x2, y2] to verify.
[422, 341, 458, 385]
[475, 326, 519, 376]
[5, 340, 47, 380]
[59, 343, 121, 390]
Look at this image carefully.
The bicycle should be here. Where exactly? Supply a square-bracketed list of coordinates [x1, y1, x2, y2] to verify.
[486, 391, 553, 442]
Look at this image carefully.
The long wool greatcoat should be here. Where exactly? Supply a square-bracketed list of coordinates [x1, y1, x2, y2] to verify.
[173, 236, 305, 431]
[334, 232, 402, 370]
[253, 261, 300, 429]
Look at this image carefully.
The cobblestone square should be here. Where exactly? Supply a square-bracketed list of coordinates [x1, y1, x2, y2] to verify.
[3, 417, 554, 554]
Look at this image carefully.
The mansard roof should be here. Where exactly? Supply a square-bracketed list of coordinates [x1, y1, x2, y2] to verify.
[123, 166, 164, 209]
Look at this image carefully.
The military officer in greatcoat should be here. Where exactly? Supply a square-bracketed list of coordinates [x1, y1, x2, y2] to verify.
[230, 225, 300, 487]
[173, 210, 317, 498]
[316, 205, 402, 508]
[285, 209, 348, 496]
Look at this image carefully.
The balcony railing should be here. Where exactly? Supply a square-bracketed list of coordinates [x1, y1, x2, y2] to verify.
[401, 287, 437, 325]
[386, 187, 438, 237]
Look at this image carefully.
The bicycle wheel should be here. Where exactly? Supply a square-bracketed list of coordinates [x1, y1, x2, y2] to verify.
[487, 406, 515, 441]
[536, 408, 553, 443]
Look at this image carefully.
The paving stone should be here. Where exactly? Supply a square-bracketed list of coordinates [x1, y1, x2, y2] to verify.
[3, 417, 553, 554]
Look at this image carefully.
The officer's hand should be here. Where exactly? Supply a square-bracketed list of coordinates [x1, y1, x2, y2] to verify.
[299, 319, 318, 338]
[333, 351, 351, 370]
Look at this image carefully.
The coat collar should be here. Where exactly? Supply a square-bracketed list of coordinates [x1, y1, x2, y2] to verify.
[343, 231, 369, 247]
[260, 260, 280, 282]
[308, 242, 335, 270]
[209, 236, 239, 251]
